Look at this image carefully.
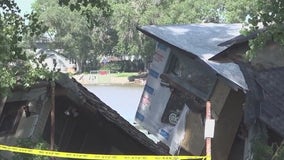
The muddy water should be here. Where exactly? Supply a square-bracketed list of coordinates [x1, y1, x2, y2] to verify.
[85, 85, 144, 124]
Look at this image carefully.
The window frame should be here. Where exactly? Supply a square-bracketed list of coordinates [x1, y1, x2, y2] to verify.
[162, 50, 217, 101]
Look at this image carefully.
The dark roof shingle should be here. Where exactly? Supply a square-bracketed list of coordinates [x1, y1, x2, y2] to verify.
[256, 67, 284, 136]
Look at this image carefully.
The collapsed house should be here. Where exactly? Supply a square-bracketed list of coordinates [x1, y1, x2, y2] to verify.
[210, 34, 284, 160]
[135, 23, 248, 160]
[0, 74, 169, 159]
[135, 23, 284, 160]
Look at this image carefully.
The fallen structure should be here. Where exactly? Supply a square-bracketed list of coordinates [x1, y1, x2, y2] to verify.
[135, 23, 284, 160]
[210, 34, 284, 160]
[0, 74, 169, 159]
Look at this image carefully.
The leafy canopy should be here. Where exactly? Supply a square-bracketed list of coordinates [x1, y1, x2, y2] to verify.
[244, 0, 284, 59]
[32, 0, 115, 72]
[109, 0, 257, 62]
[3, 0, 281, 85]
[0, 0, 49, 96]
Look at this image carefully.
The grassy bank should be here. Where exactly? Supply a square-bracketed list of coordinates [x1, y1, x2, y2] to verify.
[110, 72, 139, 77]
[73, 72, 145, 85]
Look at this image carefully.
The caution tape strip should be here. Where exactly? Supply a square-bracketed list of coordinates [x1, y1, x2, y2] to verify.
[0, 144, 210, 160]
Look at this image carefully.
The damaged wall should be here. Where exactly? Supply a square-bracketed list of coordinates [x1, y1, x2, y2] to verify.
[135, 41, 247, 160]
[0, 84, 51, 158]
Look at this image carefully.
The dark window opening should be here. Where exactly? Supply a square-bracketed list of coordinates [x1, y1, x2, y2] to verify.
[160, 50, 216, 125]
[0, 101, 25, 135]
[161, 89, 187, 125]
[164, 51, 216, 100]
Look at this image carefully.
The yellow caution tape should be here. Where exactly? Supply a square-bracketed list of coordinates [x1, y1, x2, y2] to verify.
[0, 144, 210, 160]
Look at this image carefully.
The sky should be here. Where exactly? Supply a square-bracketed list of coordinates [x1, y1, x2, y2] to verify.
[15, 0, 34, 15]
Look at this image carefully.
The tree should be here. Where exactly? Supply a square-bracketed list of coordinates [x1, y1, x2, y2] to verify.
[32, 0, 115, 72]
[244, 0, 284, 58]
[110, 0, 257, 63]
[223, 0, 258, 23]
[0, 0, 49, 97]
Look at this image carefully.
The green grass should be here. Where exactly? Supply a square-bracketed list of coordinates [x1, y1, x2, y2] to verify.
[111, 72, 138, 77]
[78, 71, 139, 78]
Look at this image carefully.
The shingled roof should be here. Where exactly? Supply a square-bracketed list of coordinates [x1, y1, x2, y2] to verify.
[55, 75, 169, 154]
[256, 67, 284, 137]
[209, 35, 284, 138]
[137, 23, 248, 91]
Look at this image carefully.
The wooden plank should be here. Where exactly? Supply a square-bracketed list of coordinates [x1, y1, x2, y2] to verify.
[180, 111, 205, 155]
[212, 89, 245, 160]
[210, 80, 231, 120]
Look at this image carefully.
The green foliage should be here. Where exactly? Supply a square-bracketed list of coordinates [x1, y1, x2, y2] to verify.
[58, 0, 112, 28]
[12, 138, 50, 160]
[113, 72, 137, 77]
[244, 0, 284, 59]
[2, 0, 276, 94]
[33, 0, 116, 73]
[252, 140, 284, 160]
[223, 0, 258, 23]
[0, 0, 50, 97]
[110, 0, 257, 62]
[273, 143, 284, 160]
[251, 131, 284, 160]
[251, 134, 273, 160]
[100, 62, 123, 73]
[28, 0, 259, 74]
